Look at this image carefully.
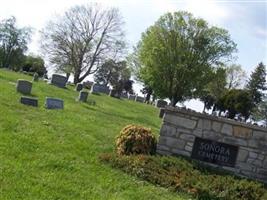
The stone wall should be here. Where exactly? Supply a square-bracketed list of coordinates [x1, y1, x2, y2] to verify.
[157, 107, 267, 183]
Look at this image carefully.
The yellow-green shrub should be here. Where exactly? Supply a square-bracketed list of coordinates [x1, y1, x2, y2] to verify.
[116, 125, 157, 155]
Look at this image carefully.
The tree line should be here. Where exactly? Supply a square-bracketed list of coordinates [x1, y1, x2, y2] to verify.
[0, 4, 266, 123]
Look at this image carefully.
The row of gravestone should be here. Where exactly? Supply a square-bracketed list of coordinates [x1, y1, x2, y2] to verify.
[16, 74, 92, 109]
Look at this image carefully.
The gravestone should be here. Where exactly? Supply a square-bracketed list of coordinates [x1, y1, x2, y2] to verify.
[135, 96, 145, 103]
[20, 96, 38, 107]
[90, 83, 110, 94]
[45, 97, 64, 109]
[109, 89, 120, 98]
[121, 92, 128, 99]
[128, 94, 136, 101]
[50, 74, 67, 88]
[16, 79, 32, 94]
[75, 83, 83, 91]
[32, 73, 39, 82]
[155, 99, 168, 108]
[83, 81, 94, 89]
[77, 91, 89, 102]
[159, 108, 165, 118]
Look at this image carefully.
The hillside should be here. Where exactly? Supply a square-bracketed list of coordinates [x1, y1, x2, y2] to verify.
[0, 69, 191, 200]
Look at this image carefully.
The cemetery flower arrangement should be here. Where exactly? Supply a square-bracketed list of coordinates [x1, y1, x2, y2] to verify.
[115, 124, 157, 155]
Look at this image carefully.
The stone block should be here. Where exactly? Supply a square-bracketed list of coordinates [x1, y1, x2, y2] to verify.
[16, 79, 32, 94]
[185, 144, 193, 152]
[171, 149, 191, 157]
[233, 126, 252, 138]
[165, 137, 186, 149]
[164, 114, 197, 129]
[155, 99, 168, 108]
[196, 119, 203, 129]
[212, 121, 222, 132]
[203, 131, 222, 141]
[180, 133, 195, 142]
[45, 97, 64, 109]
[253, 131, 267, 140]
[237, 149, 248, 162]
[249, 152, 258, 159]
[20, 96, 38, 107]
[248, 140, 259, 148]
[159, 108, 165, 118]
[77, 91, 89, 102]
[160, 125, 177, 137]
[203, 119, 211, 130]
[192, 129, 203, 137]
[156, 149, 172, 156]
[221, 124, 233, 136]
[157, 144, 170, 151]
[50, 74, 67, 88]
[75, 83, 83, 91]
[236, 163, 253, 171]
[223, 137, 247, 146]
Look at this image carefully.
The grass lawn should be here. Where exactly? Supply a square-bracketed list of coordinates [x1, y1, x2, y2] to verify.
[0, 69, 192, 199]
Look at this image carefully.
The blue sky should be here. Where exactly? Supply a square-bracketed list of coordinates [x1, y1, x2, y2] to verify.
[0, 0, 266, 111]
[0, 0, 266, 73]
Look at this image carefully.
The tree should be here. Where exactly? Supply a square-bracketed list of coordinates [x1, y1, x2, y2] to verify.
[219, 89, 253, 119]
[94, 59, 133, 94]
[41, 4, 125, 84]
[246, 62, 266, 106]
[226, 64, 247, 89]
[21, 55, 47, 76]
[0, 16, 32, 69]
[200, 67, 227, 112]
[138, 11, 237, 106]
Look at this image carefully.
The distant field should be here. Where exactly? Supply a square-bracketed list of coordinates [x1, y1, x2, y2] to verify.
[0, 69, 191, 199]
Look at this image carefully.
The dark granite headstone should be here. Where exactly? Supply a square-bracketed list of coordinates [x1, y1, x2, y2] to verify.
[128, 94, 136, 101]
[77, 91, 89, 102]
[135, 96, 145, 103]
[45, 97, 64, 109]
[50, 74, 67, 88]
[75, 83, 83, 91]
[191, 137, 239, 167]
[16, 79, 32, 94]
[90, 83, 110, 94]
[155, 99, 168, 108]
[20, 96, 38, 107]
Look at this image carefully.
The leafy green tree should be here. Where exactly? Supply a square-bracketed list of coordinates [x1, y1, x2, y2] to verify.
[138, 11, 237, 106]
[246, 62, 266, 106]
[41, 4, 125, 84]
[219, 89, 253, 119]
[21, 55, 47, 76]
[0, 16, 32, 69]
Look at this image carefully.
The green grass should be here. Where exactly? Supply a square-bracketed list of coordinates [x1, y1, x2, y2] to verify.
[0, 69, 191, 200]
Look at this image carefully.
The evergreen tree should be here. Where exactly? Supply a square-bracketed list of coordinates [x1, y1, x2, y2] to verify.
[246, 62, 266, 106]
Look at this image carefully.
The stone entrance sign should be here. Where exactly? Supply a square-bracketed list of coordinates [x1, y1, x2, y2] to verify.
[16, 79, 32, 94]
[191, 137, 238, 167]
[157, 107, 267, 183]
[20, 96, 38, 107]
[45, 97, 64, 109]
[50, 74, 67, 88]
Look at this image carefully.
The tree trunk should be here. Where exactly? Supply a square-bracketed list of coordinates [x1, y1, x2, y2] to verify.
[73, 71, 81, 84]
[170, 97, 178, 107]
[66, 73, 70, 82]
